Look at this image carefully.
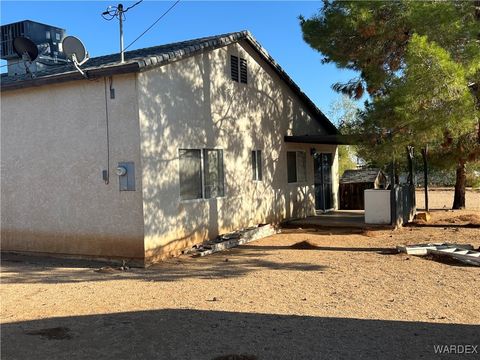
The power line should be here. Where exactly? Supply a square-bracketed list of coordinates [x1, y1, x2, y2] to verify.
[124, 0, 181, 51]
[101, 0, 143, 22]
[124, 0, 143, 12]
[101, 5, 123, 21]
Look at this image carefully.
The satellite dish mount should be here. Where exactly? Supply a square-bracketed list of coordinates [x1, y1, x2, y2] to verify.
[62, 36, 89, 77]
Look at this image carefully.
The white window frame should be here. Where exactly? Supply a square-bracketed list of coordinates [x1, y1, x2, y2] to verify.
[287, 150, 307, 184]
[179, 148, 225, 202]
[179, 149, 203, 201]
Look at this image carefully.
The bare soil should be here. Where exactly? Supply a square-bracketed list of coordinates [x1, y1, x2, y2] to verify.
[1, 191, 479, 360]
[415, 188, 480, 210]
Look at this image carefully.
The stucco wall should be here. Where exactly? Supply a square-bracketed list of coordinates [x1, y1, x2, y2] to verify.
[1, 74, 145, 261]
[138, 41, 338, 262]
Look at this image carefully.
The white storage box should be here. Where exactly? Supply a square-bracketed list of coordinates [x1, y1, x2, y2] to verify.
[364, 189, 391, 224]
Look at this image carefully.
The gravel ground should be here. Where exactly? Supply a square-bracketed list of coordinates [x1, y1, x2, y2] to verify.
[1, 193, 479, 360]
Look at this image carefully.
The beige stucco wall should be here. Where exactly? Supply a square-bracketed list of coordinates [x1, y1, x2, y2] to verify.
[138, 40, 338, 262]
[1, 74, 145, 261]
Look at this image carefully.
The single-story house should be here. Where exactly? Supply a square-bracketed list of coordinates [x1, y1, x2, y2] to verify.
[1, 28, 341, 265]
[339, 168, 388, 210]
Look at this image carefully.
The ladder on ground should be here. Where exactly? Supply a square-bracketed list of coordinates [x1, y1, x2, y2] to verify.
[428, 247, 480, 266]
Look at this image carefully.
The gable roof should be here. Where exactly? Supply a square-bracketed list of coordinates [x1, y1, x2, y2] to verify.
[0, 30, 337, 134]
[340, 169, 385, 184]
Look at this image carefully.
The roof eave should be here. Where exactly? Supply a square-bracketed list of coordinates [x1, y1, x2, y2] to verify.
[0, 30, 338, 136]
[284, 135, 357, 145]
[1, 62, 140, 91]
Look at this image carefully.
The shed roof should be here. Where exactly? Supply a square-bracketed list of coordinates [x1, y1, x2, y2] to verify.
[1, 30, 338, 134]
[340, 169, 384, 184]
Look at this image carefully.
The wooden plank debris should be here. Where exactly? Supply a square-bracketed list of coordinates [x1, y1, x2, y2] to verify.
[184, 224, 278, 257]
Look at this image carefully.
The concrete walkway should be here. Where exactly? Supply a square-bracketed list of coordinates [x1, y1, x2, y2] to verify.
[286, 210, 389, 229]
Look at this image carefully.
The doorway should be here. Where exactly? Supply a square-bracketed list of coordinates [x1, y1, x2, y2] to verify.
[314, 153, 333, 212]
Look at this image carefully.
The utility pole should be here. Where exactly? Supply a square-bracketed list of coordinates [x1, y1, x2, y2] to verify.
[102, 3, 129, 63]
[118, 3, 125, 63]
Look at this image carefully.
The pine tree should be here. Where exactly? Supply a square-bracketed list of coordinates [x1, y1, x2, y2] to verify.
[300, 0, 480, 208]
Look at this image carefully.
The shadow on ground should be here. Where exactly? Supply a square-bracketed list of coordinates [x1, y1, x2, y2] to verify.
[0, 250, 326, 285]
[241, 244, 397, 253]
[406, 223, 480, 229]
[2, 309, 478, 360]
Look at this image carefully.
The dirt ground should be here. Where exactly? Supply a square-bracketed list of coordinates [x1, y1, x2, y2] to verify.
[415, 188, 480, 210]
[1, 192, 479, 359]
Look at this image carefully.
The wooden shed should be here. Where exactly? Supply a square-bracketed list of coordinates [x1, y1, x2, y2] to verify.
[339, 169, 388, 210]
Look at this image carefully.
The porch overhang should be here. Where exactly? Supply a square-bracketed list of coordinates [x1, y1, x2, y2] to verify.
[284, 135, 358, 145]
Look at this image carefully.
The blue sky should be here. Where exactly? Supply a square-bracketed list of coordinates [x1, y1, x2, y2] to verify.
[1, 1, 360, 119]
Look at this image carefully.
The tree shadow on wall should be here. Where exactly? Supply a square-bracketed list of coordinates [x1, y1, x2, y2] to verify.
[137, 42, 322, 259]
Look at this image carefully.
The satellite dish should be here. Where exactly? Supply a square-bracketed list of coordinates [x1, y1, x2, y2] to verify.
[13, 37, 38, 61]
[62, 35, 89, 78]
[62, 36, 87, 64]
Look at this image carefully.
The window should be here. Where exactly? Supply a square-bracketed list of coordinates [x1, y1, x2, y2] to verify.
[297, 151, 306, 182]
[287, 151, 307, 183]
[230, 55, 247, 84]
[231, 55, 239, 82]
[251, 150, 262, 181]
[179, 149, 202, 200]
[179, 149, 224, 200]
[287, 152, 297, 183]
[204, 149, 224, 198]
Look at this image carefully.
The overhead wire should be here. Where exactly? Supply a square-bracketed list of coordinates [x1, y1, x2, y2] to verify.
[101, 5, 121, 21]
[101, 0, 143, 22]
[124, 0, 181, 51]
[124, 0, 143, 12]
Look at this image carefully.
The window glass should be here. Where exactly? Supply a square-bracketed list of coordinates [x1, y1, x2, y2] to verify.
[297, 151, 307, 182]
[204, 149, 224, 198]
[251, 151, 257, 180]
[251, 150, 263, 181]
[179, 149, 202, 200]
[287, 151, 297, 183]
[256, 150, 262, 181]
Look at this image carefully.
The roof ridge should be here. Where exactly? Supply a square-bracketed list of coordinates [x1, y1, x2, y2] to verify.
[88, 30, 249, 62]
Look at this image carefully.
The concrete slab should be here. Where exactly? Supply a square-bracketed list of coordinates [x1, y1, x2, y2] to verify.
[285, 211, 389, 229]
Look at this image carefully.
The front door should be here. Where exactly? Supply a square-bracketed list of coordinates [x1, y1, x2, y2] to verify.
[314, 153, 333, 211]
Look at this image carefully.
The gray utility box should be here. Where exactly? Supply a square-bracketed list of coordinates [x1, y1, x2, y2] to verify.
[117, 162, 135, 191]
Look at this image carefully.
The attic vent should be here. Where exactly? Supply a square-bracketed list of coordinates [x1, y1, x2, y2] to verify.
[240, 58, 247, 84]
[231, 55, 239, 82]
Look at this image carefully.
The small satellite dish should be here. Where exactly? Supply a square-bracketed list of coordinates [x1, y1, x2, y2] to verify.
[62, 36, 87, 64]
[62, 35, 89, 78]
[13, 37, 38, 61]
